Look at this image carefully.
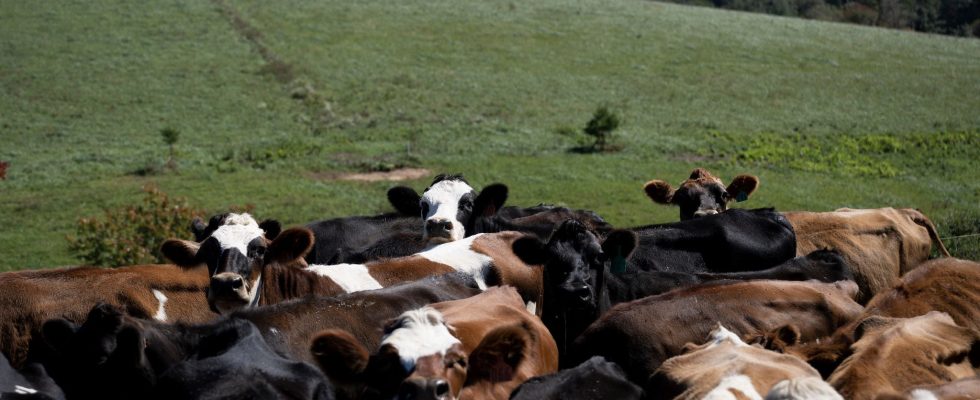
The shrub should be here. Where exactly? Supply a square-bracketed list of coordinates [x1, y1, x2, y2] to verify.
[66, 186, 205, 267]
[583, 106, 622, 153]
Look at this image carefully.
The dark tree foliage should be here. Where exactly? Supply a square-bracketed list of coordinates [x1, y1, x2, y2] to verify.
[657, 0, 980, 38]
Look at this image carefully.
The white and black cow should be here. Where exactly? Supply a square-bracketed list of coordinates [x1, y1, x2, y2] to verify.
[416, 173, 508, 243]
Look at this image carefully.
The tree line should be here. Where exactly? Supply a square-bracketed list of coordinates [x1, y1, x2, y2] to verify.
[664, 0, 980, 38]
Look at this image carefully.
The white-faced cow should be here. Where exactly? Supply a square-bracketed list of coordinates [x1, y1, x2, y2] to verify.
[34, 272, 482, 400]
[165, 224, 545, 316]
[644, 168, 759, 220]
[310, 287, 557, 400]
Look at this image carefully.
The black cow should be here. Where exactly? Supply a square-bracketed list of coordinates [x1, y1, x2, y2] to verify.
[509, 356, 644, 400]
[627, 208, 796, 273]
[153, 319, 334, 400]
[32, 273, 482, 400]
[513, 211, 801, 359]
[0, 353, 63, 400]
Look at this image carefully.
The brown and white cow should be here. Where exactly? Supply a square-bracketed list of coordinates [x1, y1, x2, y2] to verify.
[0, 263, 213, 368]
[762, 257, 980, 377]
[647, 325, 842, 400]
[827, 312, 980, 400]
[572, 279, 863, 384]
[642, 167, 951, 303]
[644, 168, 760, 220]
[311, 286, 557, 400]
[164, 226, 544, 315]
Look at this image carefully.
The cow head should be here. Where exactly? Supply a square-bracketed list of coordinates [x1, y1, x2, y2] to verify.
[419, 174, 508, 243]
[513, 220, 637, 313]
[162, 213, 303, 314]
[311, 308, 467, 400]
[644, 168, 759, 220]
[37, 304, 161, 400]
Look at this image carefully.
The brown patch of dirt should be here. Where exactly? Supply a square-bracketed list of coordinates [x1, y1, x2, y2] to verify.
[310, 168, 431, 182]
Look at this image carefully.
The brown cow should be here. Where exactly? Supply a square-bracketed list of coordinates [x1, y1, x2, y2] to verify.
[784, 207, 950, 302]
[764, 257, 980, 377]
[642, 168, 950, 303]
[644, 168, 760, 220]
[647, 325, 841, 399]
[0, 263, 213, 368]
[827, 312, 979, 400]
[572, 279, 863, 384]
[311, 286, 558, 400]
[165, 227, 544, 315]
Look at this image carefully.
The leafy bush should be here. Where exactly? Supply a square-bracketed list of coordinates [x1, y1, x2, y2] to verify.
[66, 186, 205, 267]
[583, 106, 623, 153]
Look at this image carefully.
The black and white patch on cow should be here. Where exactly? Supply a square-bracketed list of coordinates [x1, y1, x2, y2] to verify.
[380, 307, 462, 374]
[419, 174, 507, 243]
[162, 212, 282, 314]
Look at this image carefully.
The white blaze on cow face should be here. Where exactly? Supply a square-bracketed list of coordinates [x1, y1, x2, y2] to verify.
[765, 377, 843, 400]
[205, 213, 267, 313]
[151, 289, 168, 322]
[420, 179, 476, 242]
[307, 263, 383, 293]
[418, 234, 492, 289]
[381, 307, 461, 373]
[210, 213, 264, 254]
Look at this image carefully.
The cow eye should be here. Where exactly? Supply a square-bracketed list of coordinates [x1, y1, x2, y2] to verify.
[420, 202, 430, 217]
[249, 246, 266, 258]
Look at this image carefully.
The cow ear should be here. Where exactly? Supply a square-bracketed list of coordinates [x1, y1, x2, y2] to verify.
[773, 325, 801, 347]
[643, 180, 675, 205]
[110, 326, 145, 367]
[41, 319, 78, 353]
[600, 230, 637, 262]
[853, 316, 896, 342]
[466, 324, 529, 382]
[190, 218, 209, 242]
[725, 175, 759, 203]
[388, 186, 422, 216]
[311, 329, 370, 382]
[161, 239, 203, 268]
[474, 183, 508, 217]
[259, 219, 282, 241]
[266, 228, 314, 265]
[512, 237, 549, 266]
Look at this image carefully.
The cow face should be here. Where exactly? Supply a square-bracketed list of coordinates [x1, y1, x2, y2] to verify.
[161, 213, 284, 314]
[419, 174, 508, 243]
[644, 168, 759, 220]
[513, 220, 637, 312]
[310, 308, 467, 400]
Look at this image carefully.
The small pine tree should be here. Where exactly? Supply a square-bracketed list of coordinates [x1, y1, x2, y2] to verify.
[583, 106, 621, 152]
[161, 127, 180, 171]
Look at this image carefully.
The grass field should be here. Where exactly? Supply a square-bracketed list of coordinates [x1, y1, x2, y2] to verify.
[1, 0, 978, 270]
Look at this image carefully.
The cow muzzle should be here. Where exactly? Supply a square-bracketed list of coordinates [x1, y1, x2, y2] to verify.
[424, 218, 455, 242]
[399, 377, 451, 400]
[208, 272, 250, 313]
[693, 208, 720, 218]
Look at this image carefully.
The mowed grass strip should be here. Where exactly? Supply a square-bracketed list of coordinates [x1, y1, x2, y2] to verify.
[0, 0, 978, 269]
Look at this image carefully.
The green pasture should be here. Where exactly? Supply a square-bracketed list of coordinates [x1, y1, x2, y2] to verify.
[1, 0, 978, 270]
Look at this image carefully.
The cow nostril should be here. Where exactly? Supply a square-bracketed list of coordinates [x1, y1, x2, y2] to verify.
[433, 380, 449, 397]
[231, 277, 244, 289]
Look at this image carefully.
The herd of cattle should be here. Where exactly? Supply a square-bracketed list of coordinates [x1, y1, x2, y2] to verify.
[1, 169, 977, 400]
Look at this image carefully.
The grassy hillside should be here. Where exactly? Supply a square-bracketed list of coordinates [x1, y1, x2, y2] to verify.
[1, 0, 978, 270]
